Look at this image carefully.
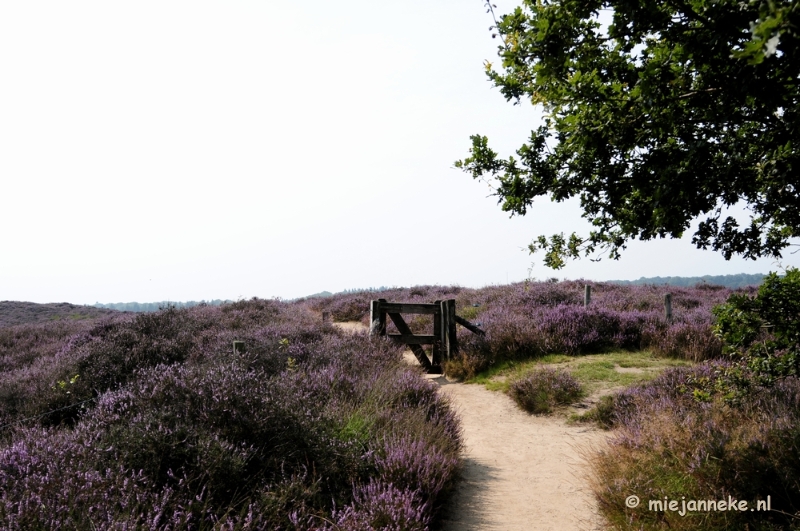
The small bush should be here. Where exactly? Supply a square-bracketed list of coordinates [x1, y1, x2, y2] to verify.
[442, 345, 492, 381]
[508, 368, 583, 414]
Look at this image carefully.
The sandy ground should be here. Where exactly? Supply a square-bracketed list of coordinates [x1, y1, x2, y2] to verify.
[332, 321, 609, 531]
[434, 380, 609, 531]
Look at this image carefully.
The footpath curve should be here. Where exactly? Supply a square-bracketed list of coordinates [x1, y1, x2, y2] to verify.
[333, 321, 609, 531]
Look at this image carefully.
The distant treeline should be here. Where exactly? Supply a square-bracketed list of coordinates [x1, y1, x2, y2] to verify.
[93, 300, 233, 313]
[297, 287, 392, 301]
[609, 273, 767, 289]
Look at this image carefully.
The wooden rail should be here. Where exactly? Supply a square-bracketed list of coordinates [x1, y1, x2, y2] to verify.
[369, 298, 483, 373]
[454, 315, 485, 337]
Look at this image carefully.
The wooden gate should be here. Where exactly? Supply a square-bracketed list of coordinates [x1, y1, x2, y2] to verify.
[369, 298, 485, 373]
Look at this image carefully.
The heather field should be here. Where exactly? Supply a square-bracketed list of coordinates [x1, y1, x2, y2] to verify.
[0, 301, 122, 328]
[0, 300, 461, 529]
[3, 278, 798, 530]
[305, 279, 748, 377]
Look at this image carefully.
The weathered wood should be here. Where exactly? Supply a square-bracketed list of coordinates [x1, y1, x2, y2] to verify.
[369, 300, 387, 336]
[432, 300, 442, 366]
[232, 340, 245, 355]
[454, 315, 486, 336]
[322, 311, 330, 323]
[388, 334, 437, 344]
[439, 300, 449, 361]
[378, 299, 388, 336]
[387, 312, 433, 372]
[368, 299, 457, 372]
[379, 302, 441, 315]
[446, 299, 457, 359]
[584, 284, 592, 307]
[664, 293, 673, 322]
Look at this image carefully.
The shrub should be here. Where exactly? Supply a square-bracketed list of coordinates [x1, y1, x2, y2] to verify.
[713, 267, 800, 387]
[508, 368, 583, 414]
[590, 364, 800, 530]
[326, 481, 430, 531]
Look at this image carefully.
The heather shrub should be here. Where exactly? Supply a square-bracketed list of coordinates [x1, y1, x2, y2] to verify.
[0, 320, 92, 372]
[22, 307, 200, 428]
[587, 364, 722, 429]
[374, 436, 459, 508]
[74, 306, 197, 389]
[590, 364, 800, 530]
[326, 481, 430, 531]
[85, 363, 370, 521]
[327, 295, 373, 322]
[641, 314, 723, 362]
[0, 425, 196, 529]
[509, 368, 583, 414]
[434, 280, 735, 378]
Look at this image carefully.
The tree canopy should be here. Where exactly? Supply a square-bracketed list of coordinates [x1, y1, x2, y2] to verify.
[456, 0, 800, 269]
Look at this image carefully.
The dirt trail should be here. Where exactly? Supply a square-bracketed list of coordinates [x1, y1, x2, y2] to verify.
[434, 381, 608, 531]
[332, 321, 609, 531]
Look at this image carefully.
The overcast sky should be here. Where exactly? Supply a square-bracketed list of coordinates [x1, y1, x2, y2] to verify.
[2, 1, 797, 305]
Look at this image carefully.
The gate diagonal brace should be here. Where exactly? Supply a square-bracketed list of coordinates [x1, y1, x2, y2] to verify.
[387, 312, 437, 373]
[370, 299, 482, 375]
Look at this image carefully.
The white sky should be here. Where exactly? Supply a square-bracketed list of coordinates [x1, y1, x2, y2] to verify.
[2, 1, 796, 305]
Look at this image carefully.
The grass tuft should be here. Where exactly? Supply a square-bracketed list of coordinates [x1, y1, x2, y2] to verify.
[508, 368, 584, 414]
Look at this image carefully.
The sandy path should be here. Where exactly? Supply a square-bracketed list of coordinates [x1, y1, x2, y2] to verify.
[332, 321, 609, 531]
[434, 380, 608, 531]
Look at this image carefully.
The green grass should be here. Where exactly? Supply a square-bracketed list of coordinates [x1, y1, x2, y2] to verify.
[456, 305, 482, 321]
[466, 350, 693, 398]
[468, 360, 517, 391]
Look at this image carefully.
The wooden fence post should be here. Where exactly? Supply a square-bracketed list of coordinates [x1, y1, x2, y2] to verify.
[232, 341, 245, 355]
[322, 311, 330, 323]
[584, 285, 591, 307]
[369, 300, 386, 336]
[432, 300, 442, 367]
[438, 300, 448, 362]
[378, 298, 387, 336]
[446, 299, 457, 360]
[664, 293, 673, 322]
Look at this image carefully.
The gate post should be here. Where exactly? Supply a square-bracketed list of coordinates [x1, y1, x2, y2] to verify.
[369, 299, 386, 336]
[445, 299, 457, 359]
[432, 300, 442, 366]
